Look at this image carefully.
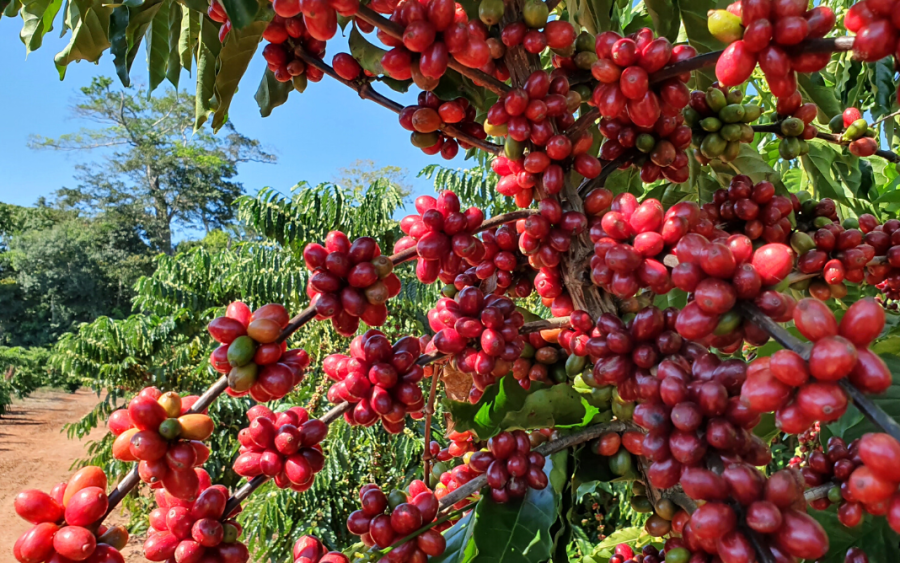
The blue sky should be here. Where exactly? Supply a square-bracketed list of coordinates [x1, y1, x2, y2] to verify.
[0, 16, 467, 220]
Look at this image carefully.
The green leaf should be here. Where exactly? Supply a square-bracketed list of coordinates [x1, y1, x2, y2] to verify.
[470, 456, 562, 563]
[445, 376, 593, 440]
[431, 511, 477, 563]
[810, 506, 900, 563]
[54, 0, 112, 79]
[590, 527, 654, 559]
[219, 0, 257, 29]
[348, 25, 386, 75]
[145, 0, 170, 93]
[254, 68, 291, 117]
[178, 6, 199, 73]
[678, 0, 722, 87]
[643, 0, 679, 41]
[797, 72, 842, 120]
[123, 0, 163, 80]
[210, 18, 265, 130]
[165, 2, 181, 88]
[604, 167, 641, 195]
[20, 0, 63, 52]
[109, 5, 129, 85]
[0, 0, 14, 18]
[4, 0, 21, 18]
[194, 15, 221, 130]
[568, 0, 613, 34]
[801, 141, 852, 203]
[709, 144, 786, 192]
[871, 60, 895, 122]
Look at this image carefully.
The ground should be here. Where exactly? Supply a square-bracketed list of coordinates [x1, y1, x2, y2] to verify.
[0, 388, 145, 562]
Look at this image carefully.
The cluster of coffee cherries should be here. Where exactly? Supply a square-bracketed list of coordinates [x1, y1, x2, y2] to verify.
[110, 387, 214, 501]
[794, 216, 884, 290]
[516, 199, 588, 276]
[590, 430, 644, 479]
[398, 93, 486, 158]
[304, 232, 401, 335]
[14, 466, 127, 563]
[711, 0, 835, 98]
[233, 405, 327, 491]
[466, 222, 532, 297]
[847, 0, 900, 104]
[374, 0, 498, 86]
[346, 481, 447, 561]
[484, 0, 578, 60]
[683, 466, 828, 561]
[684, 84, 761, 165]
[427, 289, 526, 402]
[742, 298, 890, 434]
[606, 543, 694, 563]
[671, 234, 796, 350]
[394, 191, 485, 285]
[208, 301, 311, 401]
[260, 3, 332, 90]
[590, 193, 713, 300]
[823, 105, 880, 157]
[590, 28, 696, 184]
[803, 433, 900, 534]
[512, 331, 578, 390]
[145, 476, 249, 562]
[704, 175, 794, 245]
[292, 535, 350, 563]
[466, 430, 548, 502]
[324, 331, 426, 432]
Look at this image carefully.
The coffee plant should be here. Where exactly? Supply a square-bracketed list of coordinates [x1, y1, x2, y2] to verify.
[15, 0, 900, 561]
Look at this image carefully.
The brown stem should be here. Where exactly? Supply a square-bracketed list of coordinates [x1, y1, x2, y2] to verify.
[353, 6, 510, 96]
[422, 365, 442, 479]
[519, 316, 571, 333]
[296, 50, 502, 155]
[565, 108, 600, 138]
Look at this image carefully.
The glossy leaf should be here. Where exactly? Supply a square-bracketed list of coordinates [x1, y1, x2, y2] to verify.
[431, 511, 477, 563]
[219, 0, 259, 29]
[810, 506, 900, 563]
[54, 0, 113, 79]
[348, 25, 386, 75]
[469, 454, 564, 563]
[254, 68, 292, 117]
[194, 16, 221, 130]
[166, 3, 182, 88]
[445, 376, 601, 440]
[644, 0, 679, 41]
[19, 0, 62, 52]
[211, 19, 266, 130]
[178, 7, 199, 73]
[146, 0, 170, 94]
[109, 6, 130, 86]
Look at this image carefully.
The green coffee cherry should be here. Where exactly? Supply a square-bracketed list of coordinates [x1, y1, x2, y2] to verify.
[719, 103, 746, 123]
[722, 140, 742, 161]
[742, 104, 762, 122]
[791, 231, 816, 255]
[814, 216, 834, 228]
[700, 116, 723, 132]
[739, 124, 755, 143]
[504, 137, 525, 159]
[575, 31, 595, 52]
[727, 89, 744, 104]
[683, 107, 701, 127]
[842, 217, 860, 230]
[829, 114, 844, 133]
[700, 133, 727, 159]
[781, 117, 805, 137]
[720, 123, 743, 142]
[714, 310, 742, 335]
[574, 51, 598, 70]
[636, 133, 657, 153]
[779, 136, 801, 159]
[706, 88, 727, 113]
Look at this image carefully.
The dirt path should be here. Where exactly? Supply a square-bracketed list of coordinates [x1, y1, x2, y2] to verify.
[0, 388, 144, 562]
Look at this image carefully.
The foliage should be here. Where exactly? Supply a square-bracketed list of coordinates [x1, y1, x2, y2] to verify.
[30, 77, 276, 255]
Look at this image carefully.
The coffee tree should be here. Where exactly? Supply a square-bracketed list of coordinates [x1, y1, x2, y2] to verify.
[12, 0, 900, 561]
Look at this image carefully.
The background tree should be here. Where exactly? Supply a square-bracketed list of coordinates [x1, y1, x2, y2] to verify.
[30, 77, 276, 254]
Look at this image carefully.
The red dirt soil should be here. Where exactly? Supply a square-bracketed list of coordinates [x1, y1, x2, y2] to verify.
[0, 388, 145, 562]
